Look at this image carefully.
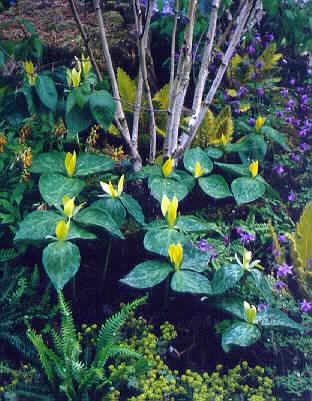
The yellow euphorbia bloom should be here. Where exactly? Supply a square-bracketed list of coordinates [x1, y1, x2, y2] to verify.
[255, 116, 266, 131]
[194, 161, 204, 178]
[23, 60, 37, 85]
[81, 53, 92, 78]
[168, 243, 183, 270]
[162, 158, 174, 177]
[56, 220, 70, 241]
[63, 196, 75, 218]
[100, 175, 124, 198]
[249, 160, 259, 177]
[244, 301, 257, 324]
[161, 195, 178, 226]
[65, 151, 77, 177]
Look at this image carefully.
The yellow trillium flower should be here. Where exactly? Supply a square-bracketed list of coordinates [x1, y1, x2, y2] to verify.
[194, 161, 204, 178]
[65, 151, 77, 177]
[100, 175, 124, 198]
[162, 158, 174, 177]
[55, 220, 70, 241]
[81, 53, 92, 78]
[168, 243, 183, 270]
[244, 301, 257, 324]
[242, 250, 252, 268]
[161, 195, 178, 226]
[23, 60, 37, 86]
[249, 160, 259, 177]
[255, 116, 266, 131]
[63, 196, 75, 218]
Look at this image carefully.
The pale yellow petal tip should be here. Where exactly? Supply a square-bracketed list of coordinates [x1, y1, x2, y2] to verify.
[56, 220, 70, 241]
[168, 243, 183, 270]
[161, 194, 170, 217]
[244, 301, 257, 324]
[249, 160, 259, 177]
[63, 196, 75, 218]
[101, 176, 123, 198]
[162, 158, 174, 177]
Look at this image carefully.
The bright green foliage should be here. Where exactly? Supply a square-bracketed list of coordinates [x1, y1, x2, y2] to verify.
[27, 293, 146, 401]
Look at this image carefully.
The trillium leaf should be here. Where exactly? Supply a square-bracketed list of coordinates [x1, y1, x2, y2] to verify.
[199, 174, 232, 199]
[30, 152, 66, 175]
[261, 126, 291, 151]
[238, 134, 268, 164]
[144, 228, 187, 256]
[175, 216, 214, 232]
[181, 243, 212, 272]
[120, 260, 172, 288]
[65, 103, 94, 135]
[91, 198, 126, 227]
[256, 308, 304, 331]
[74, 207, 124, 239]
[120, 193, 145, 225]
[206, 147, 224, 159]
[215, 162, 249, 177]
[171, 170, 196, 192]
[42, 241, 81, 290]
[75, 153, 115, 176]
[35, 75, 58, 111]
[89, 90, 116, 129]
[148, 177, 189, 202]
[171, 271, 212, 294]
[231, 177, 266, 204]
[183, 147, 213, 175]
[221, 322, 261, 352]
[213, 296, 245, 320]
[249, 269, 273, 303]
[211, 264, 244, 295]
[39, 174, 85, 206]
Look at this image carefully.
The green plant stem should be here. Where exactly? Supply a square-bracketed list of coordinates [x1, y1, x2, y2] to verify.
[102, 238, 113, 285]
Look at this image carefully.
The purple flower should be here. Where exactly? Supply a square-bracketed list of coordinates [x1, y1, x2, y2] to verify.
[255, 61, 264, 69]
[298, 129, 308, 138]
[290, 153, 301, 162]
[257, 303, 267, 313]
[285, 116, 293, 125]
[223, 234, 231, 245]
[275, 111, 284, 118]
[307, 68, 312, 76]
[237, 86, 248, 97]
[256, 88, 265, 96]
[273, 164, 285, 175]
[272, 247, 281, 258]
[288, 190, 296, 202]
[254, 33, 261, 42]
[287, 99, 296, 108]
[290, 78, 296, 86]
[161, 0, 174, 15]
[235, 227, 255, 245]
[277, 234, 287, 243]
[265, 33, 274, 42]
[247, 45, 256, 55]
[276, 263, 293, 277]
[301, 94, 309, 104]
[280, 88, 289, 97]
[273, 280, 287, 291]
[300, 299, 312, 313]
[248, 117, 256, 126]
[196, 239, 218, 258]
[299, 143, 309, 153]
[280, 58, 288, 65]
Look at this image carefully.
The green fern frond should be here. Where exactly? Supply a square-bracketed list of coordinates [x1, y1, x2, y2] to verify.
[0, 247, 19, 262]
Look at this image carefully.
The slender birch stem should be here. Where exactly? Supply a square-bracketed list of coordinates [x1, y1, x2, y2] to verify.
[93, 0, 142, 169]
[133, 0, 157, 162]
[67, 0, 102, 81]
[174, 0, 257, 159]
[163, 0, 180, 156]
[132, 69, 143, 149]
[167, 0, 198, 156]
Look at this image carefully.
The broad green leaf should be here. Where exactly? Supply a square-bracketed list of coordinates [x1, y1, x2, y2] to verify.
[175, 216, 213, 232]
[211, 264, 244, 295]
[171, 170, 196, 192]
[231, 177, 266, 204]
[215, 162, 249, 177]
[91, 198, 126, 227]
[144, 228, 187, 256]
[75, 207, 124, 239]
[67, 222, 97, 240]
[120, 260, 172, 288]
[181, 243, 212, 272]
[199, 174, 232, 199]
[73, 85, 91, 108]
[39, 174, 85, 206]
[42, 241, 81, 290]
[213, 296, 245, 320]
[14, 210, 61, 243]
[129, 165, 162, 181]
[256, 308, 304, 331]
[65, 104, 94, 135]
[183, 147, 213, 176]
[148, 177, 189, 201]
[89, 90, 115, 129]
[206, 147, 224, 160]
[238, 134, 268, 164]
[35, 75, 58, 111]
[171, 271, 211, 294]
[221, 322, 261, 352]
[30, 152, 66, 175]
[262, 126, 290, 151]
[120, 193, 145, 225]
[249, 269, 273, 303]
[75, 153, 115, 176]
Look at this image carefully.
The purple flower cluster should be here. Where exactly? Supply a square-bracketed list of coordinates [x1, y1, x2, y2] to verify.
[273, 280, 287, 292]
[196, 239, 218, 258]
[235, 227, 256, 245]
[276, 263, 293, 277]
[300, 299, 312, 313]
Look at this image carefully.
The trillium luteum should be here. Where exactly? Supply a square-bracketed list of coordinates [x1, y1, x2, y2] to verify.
[162, 158, 174, 177]
[168, 243, 183, 271]
[56, 220, 70, 241]
[161, 195, 178, 226]
[235, 249, 261, 270]
[67, 58, 82, 88]
[194, 161, 205, 178]
[65, 151, 77, 177]
[244, 301, 257, 324]
[255, 116, 266, 131]
[23, 60, 38, 85]
[81, 53, 92, 78]
[63, 196, 75, 218]
[100, 175, 124, 198]
[249, 160, 259, 177]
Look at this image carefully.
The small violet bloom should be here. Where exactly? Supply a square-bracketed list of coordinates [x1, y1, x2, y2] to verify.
[273, 164, 285, 175]
[248, 117, 256, 126]
[290, 78, 296, 86]
[196, 239, 218, 258]
[277, 234, 288, 243]
[300, 299, 312, 313]
[247, 45, 256, 55]
[257, 303, 267, 313]
[256, 88, 265, 96]
[255, 61, 264, 69]
[235, 227, 255, 245]
[299, 143, 309, 152]
[276, 263, 293, 277]
[288, 190, 296, 202]
[290, 153, 301, 162]
[273, 280, 287, 291]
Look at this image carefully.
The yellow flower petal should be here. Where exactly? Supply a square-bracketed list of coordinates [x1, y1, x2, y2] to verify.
[249, 160, 259, 177]
[81, 53, 92, 78]
[55, 220, 69, 241]
[162, 158, 174, 177]
[168, 243, 183, 270]
[108, 182, 117, 198]
[65, 151, 77, 177]
[117, 175, 124, 196]
[244, 301, 257, 324]
[167, 196, 178, 227]
[194, 161, 204, 178]
[161, 194, 170, 217]
[63, 196, 75, 218]
[255, 116, 266, 131]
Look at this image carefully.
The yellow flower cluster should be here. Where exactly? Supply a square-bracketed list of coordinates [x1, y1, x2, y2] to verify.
[0, 364, 37, 392]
